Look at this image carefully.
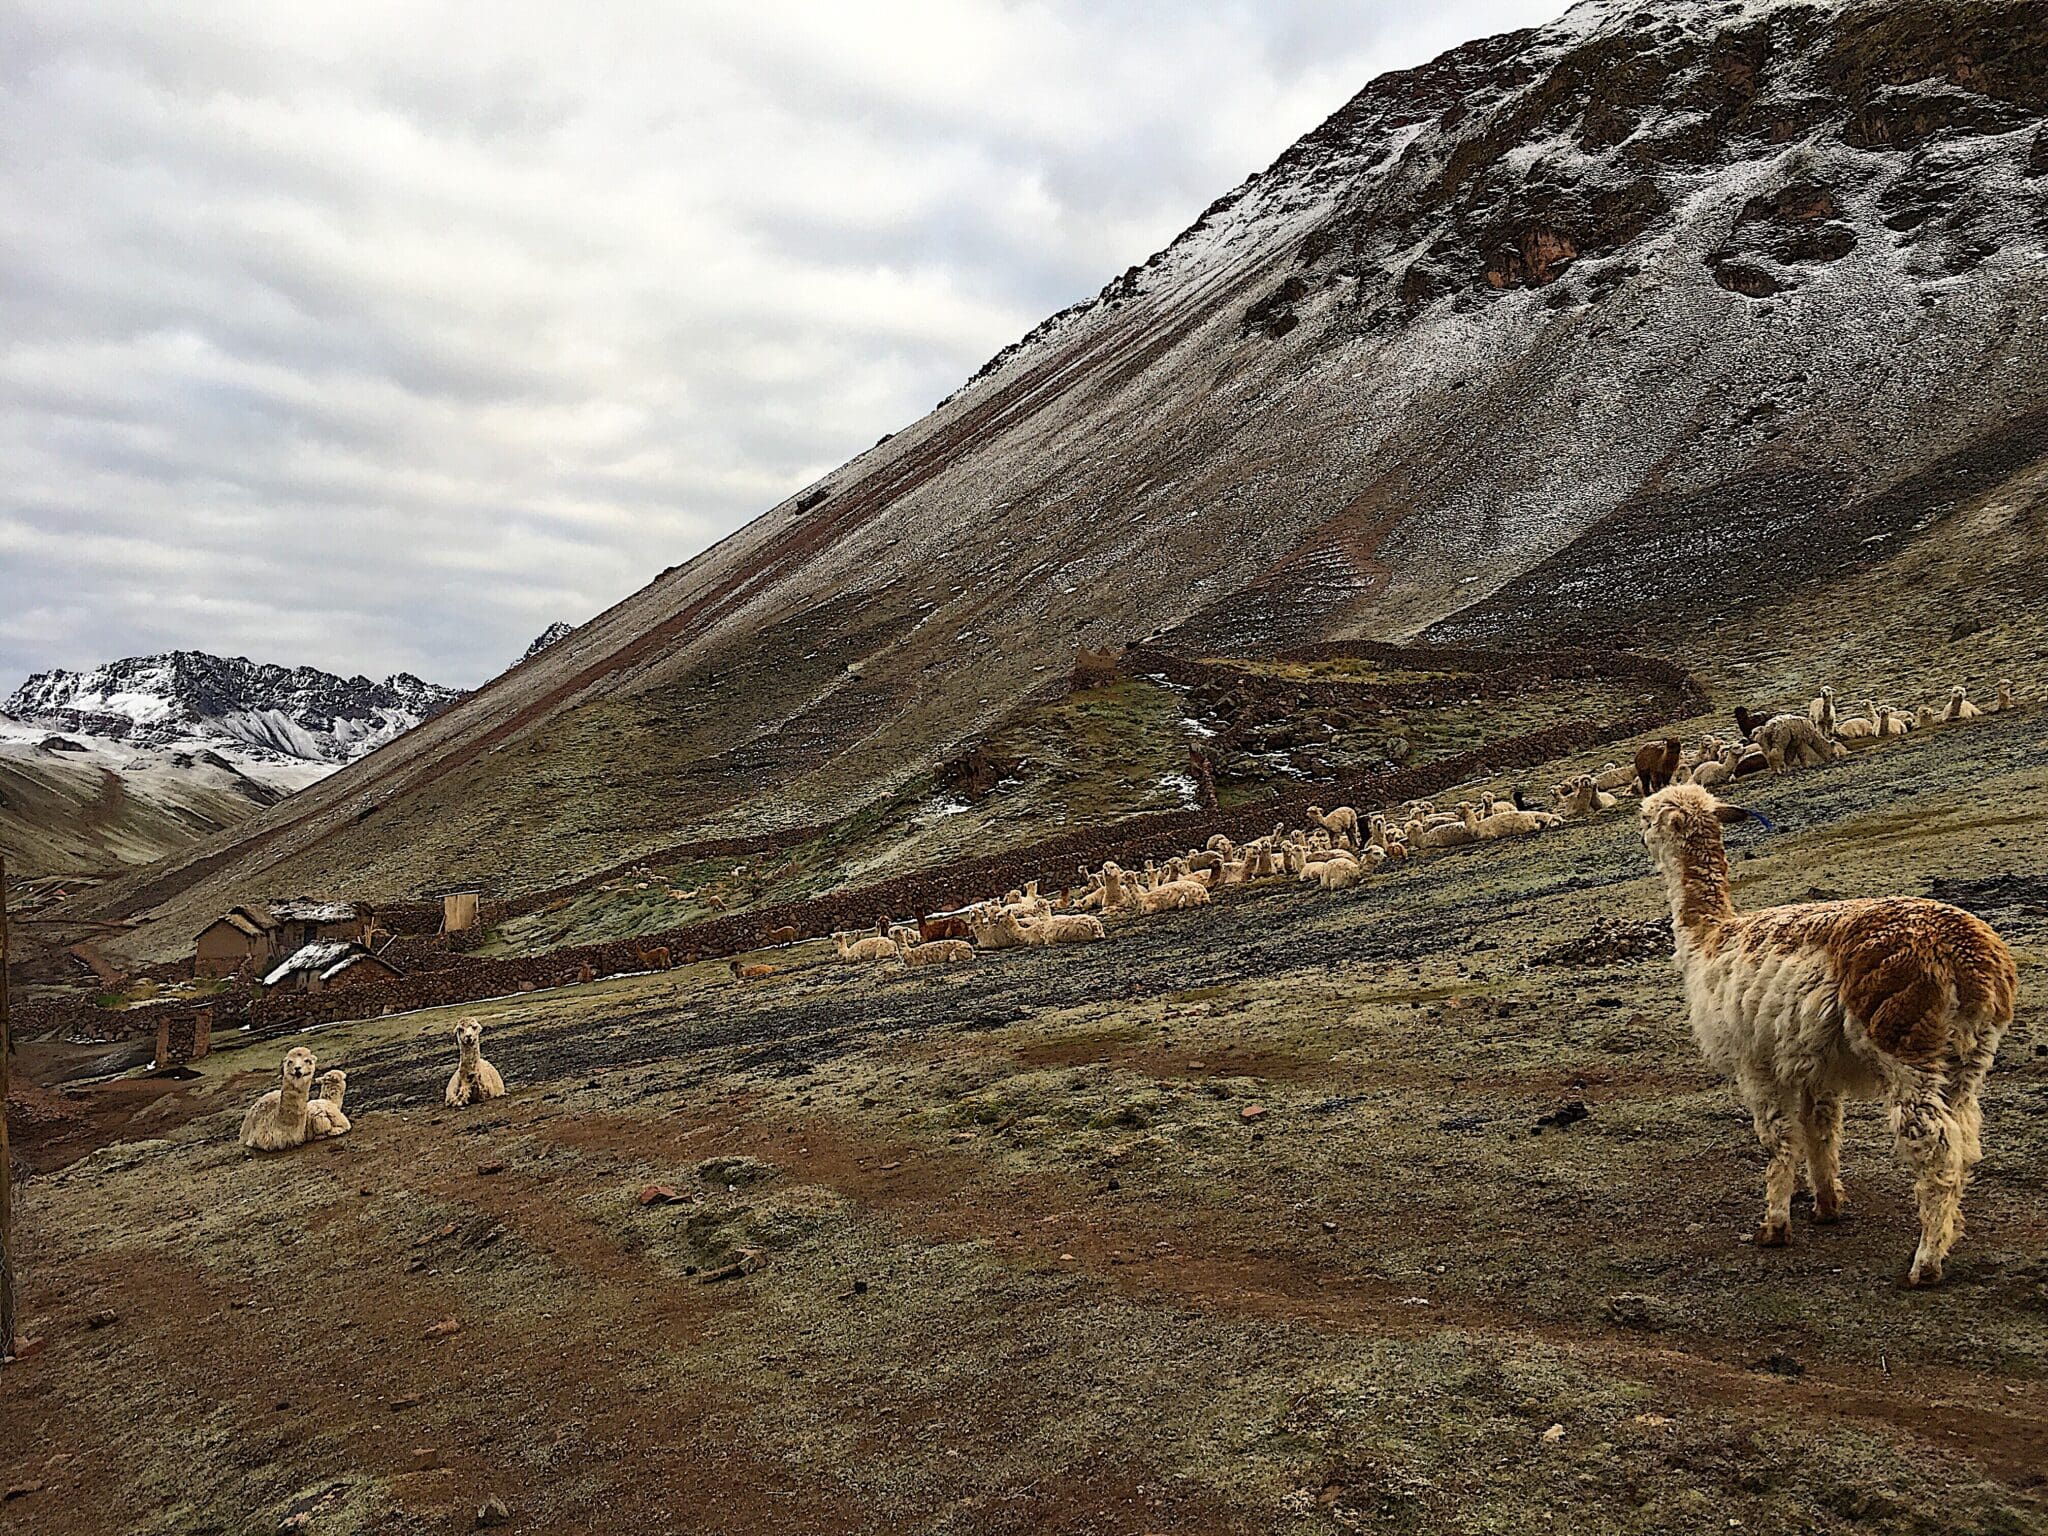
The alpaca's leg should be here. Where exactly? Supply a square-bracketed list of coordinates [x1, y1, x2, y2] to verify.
[1799, 1090, 1846, 1222]
[1890, 1085, 1966, 1287]
[1741, 1072, 1803, 1246]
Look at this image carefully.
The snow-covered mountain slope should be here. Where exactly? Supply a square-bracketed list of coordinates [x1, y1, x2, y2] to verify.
[69, 0, 2048, 961]
[0, 710, 325, 878]
[5, 652, 461, 768]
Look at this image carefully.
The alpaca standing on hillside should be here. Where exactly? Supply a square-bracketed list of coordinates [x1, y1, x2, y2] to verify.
[1639, 785, 2015, 1285]
[445, 1017, 507, 1108]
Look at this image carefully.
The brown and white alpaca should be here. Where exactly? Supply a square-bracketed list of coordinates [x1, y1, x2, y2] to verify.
[1639, 785, 2015, 1285]
[305, 1069, 352, 1140]
[445, 1017, 508, 1108]
[240, 1046, 320, 1151]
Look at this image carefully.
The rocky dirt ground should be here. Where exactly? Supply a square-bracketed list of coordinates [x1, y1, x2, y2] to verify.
[4, 707, 2046, 1534]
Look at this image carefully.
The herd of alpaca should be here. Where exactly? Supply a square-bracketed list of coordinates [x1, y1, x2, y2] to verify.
[1590, 676, 2013, 807]
[824, 677, 2017, 981]
[239, 1018, 504, 1153]
[233, 675, 2022, 1287]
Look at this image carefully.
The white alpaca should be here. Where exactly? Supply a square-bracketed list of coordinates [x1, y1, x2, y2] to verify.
[240, 1047, 319, 1151]
[895, 933, 973, 967]
[1943, 684, 1982, 722]
[1460, 802, 1559, 840]
[306, 1069, 352, 1140]
[1807, 685, 1836, 736]
[1555, 774, 1618, 816]
[1993, 679, 2014, 712]
[1305, 804, 1360, 849]
[445, 1017, 507, 1107]
[1406, 807, 1477, 849]
[1689, 749, 1738, 790]
[1835, 700, 1879, 742]
[834, 931, 897, 963]
[1000, 909, 1107, 945]
[1639, 785, 2016, 1285]
[1133, 878, 1209, 913]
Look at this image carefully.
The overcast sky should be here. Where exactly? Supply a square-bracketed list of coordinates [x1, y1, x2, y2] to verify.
[1, 0, 1563, 690]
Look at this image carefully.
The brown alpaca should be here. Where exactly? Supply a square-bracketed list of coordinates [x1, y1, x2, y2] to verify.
[730, 960, 775, 980]
[445, 1017, 507, 1107]
[1634, 737, 1683, 795]
[919, 914, 971, 943]
[240, 1047, 319, 1151]
[575, 962, 597, 984]
[1640, 785, 2015, 1285]
[634, 945, 671, 971]
[762, 925, 799, 947]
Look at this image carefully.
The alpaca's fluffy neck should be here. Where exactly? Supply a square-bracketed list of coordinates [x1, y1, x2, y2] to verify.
[278, 1074, 311, 1118]
[458, 1040, 481, 1076]
[1654, 829, 1736, 941]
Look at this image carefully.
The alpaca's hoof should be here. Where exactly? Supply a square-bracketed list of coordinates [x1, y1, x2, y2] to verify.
[1812, 1190, 1846, 1224]
[1905, 1257, 1944, 1288]
[1755, 1219, 1791, 1248]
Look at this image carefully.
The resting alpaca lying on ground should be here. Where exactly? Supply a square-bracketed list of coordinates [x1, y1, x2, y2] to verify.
[445, 1017, 508, 1108]
[305, 1069, 351, 1140]
[999, 909, 1106, 945]
[1752, 714, 1834, 771]
[1639, 784, 2015, 1286]
[834, 931, 897, 963]
[240, 1046, 320, 1151]
[895, 932, 974, 966]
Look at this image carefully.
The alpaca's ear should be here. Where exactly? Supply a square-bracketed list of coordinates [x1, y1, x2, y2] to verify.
[1713, 801, 1750, 825]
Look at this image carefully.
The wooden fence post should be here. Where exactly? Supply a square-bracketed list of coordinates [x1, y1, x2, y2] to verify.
[1, 852, 16, 1358]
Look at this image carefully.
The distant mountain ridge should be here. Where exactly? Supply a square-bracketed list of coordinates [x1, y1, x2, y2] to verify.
[5, 651, 462, 766]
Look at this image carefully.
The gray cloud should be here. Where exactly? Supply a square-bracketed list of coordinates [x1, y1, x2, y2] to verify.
[0, 0, 1562, 688]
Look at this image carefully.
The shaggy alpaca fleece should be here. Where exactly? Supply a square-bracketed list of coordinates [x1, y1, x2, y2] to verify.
[241, 1047, 319, 1152]
[306, 1069, 352, 1140]
[445, 1017, 507, 1108]
[1640, 784, 2015, 1286]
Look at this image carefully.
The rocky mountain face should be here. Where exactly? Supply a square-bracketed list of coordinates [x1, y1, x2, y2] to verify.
[521, 623, 577, 663]
[72, 0, 2048, 960]
[5, 652, 461, 766]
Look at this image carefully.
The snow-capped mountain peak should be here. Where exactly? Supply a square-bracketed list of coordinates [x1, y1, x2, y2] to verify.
[4, 651, 462, 768]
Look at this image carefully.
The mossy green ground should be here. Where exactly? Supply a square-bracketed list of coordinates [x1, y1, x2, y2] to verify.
[8, 706, 2046, 1533]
